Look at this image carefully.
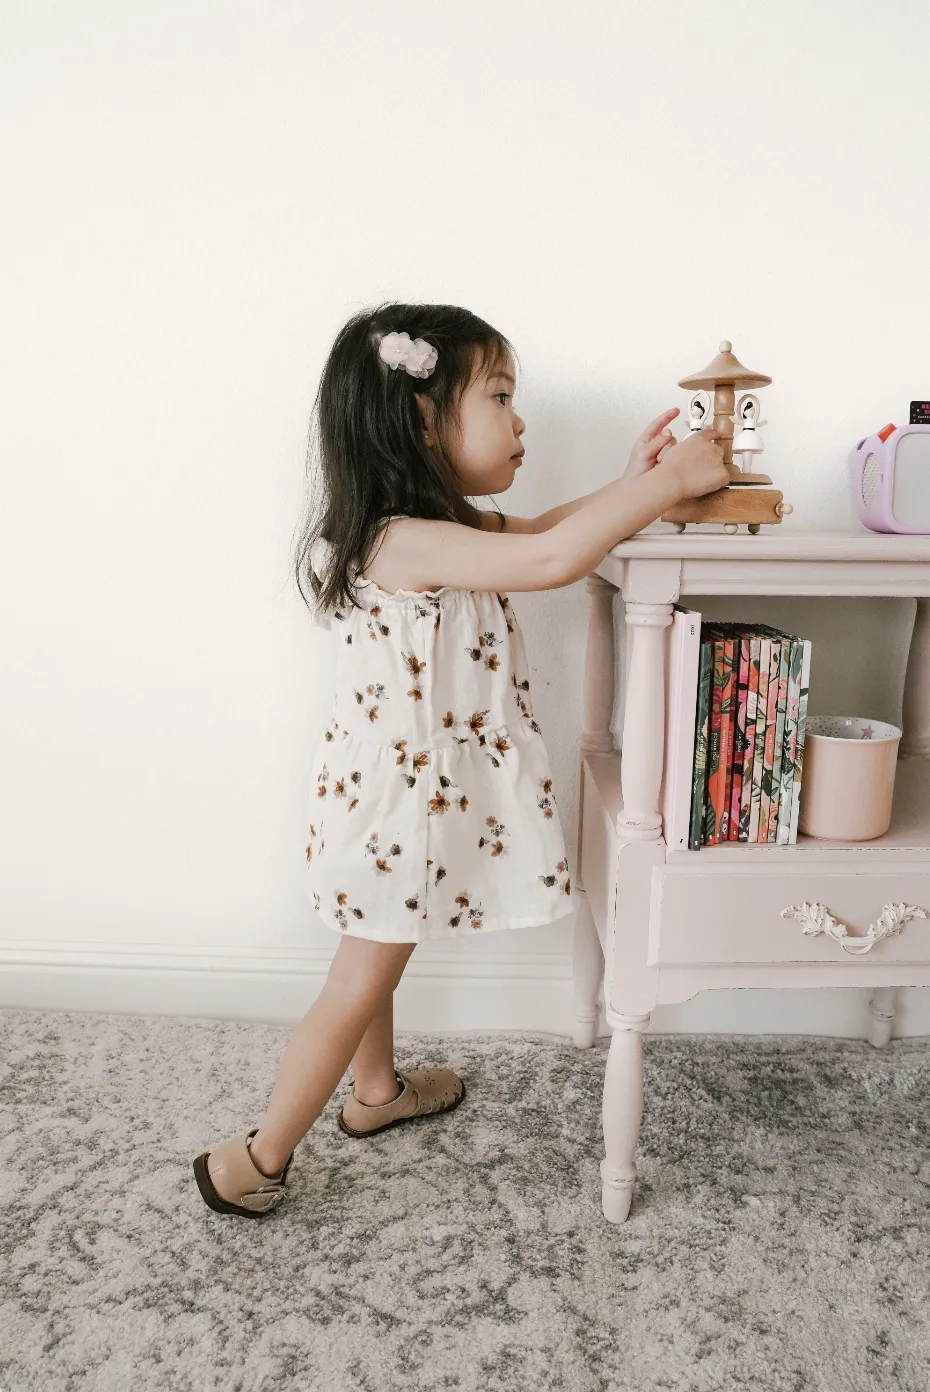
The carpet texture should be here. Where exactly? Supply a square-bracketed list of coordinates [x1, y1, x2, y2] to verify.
[3, 1006, 930, 1391]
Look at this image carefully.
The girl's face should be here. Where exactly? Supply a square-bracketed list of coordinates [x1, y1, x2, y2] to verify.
[418, 352, 526, 497]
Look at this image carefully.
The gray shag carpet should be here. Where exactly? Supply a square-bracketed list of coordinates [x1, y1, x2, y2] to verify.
[3, 1007, 930, 1391]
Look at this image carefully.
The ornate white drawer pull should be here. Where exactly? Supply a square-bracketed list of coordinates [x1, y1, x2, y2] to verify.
[780, 900, 928, 956]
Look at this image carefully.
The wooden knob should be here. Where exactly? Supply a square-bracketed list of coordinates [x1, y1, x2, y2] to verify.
[775, 501, 794, 517]
[719, 340, 732, 353]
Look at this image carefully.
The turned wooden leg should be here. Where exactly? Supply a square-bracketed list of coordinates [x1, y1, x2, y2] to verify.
[901, 597, 930, 758]
[867, 986, 897, 1048]
[600, 1008, 651, 1223]
[572, 573, 615, 1049]
[617, 600, 674, 840]
[883, 593, 926, 1036]
[572, 886, 604, 1048]
[581, 574, 617, 756]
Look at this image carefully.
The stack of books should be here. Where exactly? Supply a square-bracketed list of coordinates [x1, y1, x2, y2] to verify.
[658, 610, 813, 851]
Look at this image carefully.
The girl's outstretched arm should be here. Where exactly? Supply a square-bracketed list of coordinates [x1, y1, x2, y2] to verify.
[385, 463, 690, 596]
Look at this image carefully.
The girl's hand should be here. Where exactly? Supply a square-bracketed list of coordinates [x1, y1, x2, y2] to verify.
[623, 408, 680, 482]
[658, 428, 729, 500]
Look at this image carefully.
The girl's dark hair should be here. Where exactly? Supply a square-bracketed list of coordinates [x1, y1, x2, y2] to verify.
[291, 301, 519, 618]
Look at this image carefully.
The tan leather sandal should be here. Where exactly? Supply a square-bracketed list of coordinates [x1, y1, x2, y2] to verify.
[192, 1128, 294, 1218]
[337, 1068, 466, 1138]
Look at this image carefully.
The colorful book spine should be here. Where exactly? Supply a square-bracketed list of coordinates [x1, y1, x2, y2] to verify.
[747, 636, 771, 843]
[766, 638, 792, 842]
[689, 639, 714, 851]
[738, 635, 762, 841]
[728, 636, 751, 841]
[786, 639, 813, 845]
[757, 640, 782, 842]
[702, 635, 724, 845]
[777, 638, 805, 845]
[718, 637, 738, 841]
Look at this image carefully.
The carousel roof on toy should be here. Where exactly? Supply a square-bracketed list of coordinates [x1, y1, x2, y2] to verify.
[678, 341, 771, 390]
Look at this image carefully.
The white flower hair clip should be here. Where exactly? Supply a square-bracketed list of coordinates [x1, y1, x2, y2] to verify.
[377, 330, 438, 379]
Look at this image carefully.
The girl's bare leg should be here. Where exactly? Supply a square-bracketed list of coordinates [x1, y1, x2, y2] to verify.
[248, 935, 416, 1177]
[349, 991, 404, 1106]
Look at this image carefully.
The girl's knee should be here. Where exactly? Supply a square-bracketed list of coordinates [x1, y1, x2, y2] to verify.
[328, 935, 416, 994]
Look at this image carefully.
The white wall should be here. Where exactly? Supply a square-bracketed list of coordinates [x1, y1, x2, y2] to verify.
[3, 0, 930, 1035]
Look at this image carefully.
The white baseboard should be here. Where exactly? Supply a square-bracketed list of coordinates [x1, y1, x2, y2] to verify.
[3, 939, 930, 1038]
[0, 940, 574, 1032]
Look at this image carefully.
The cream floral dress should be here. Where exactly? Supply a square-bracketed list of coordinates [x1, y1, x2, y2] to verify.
[305, 518, 573, 942]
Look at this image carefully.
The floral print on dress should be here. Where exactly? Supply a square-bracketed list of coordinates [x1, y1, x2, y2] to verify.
[428, 774, 469, 816]
[354, 682, 388, 721]
[540, 857, 572, 898]
[303, 523, 573, 942]
[403, 652, 427, 701]
[449, 891, 486, 932]
[478, 816, 511, 858]
[466, 628, 504, 669]
[393, 741, 430, 788]
[364, 604, 391, 642]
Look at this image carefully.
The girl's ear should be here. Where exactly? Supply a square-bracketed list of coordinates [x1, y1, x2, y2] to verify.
[414, 392, 434, 445]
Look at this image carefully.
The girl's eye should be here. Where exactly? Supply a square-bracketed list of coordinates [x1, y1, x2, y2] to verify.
[495, 392, 510, 406]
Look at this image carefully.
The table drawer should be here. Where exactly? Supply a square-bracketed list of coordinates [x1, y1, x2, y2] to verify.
[651, 864, 930, 967]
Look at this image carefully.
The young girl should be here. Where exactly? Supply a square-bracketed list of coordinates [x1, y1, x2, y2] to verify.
[193, 302, 726, 1218]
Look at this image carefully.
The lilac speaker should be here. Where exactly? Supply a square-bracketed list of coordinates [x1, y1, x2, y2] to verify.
[849, 423, 930, 534]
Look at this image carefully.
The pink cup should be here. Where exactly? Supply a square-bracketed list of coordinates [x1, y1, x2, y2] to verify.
[797, 716, 901, 841]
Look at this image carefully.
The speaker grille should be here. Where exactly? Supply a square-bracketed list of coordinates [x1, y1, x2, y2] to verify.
[861, 453, 879, 508]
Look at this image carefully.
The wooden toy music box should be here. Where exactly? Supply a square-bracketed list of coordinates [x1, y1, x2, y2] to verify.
[661, 340, 794, 535]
